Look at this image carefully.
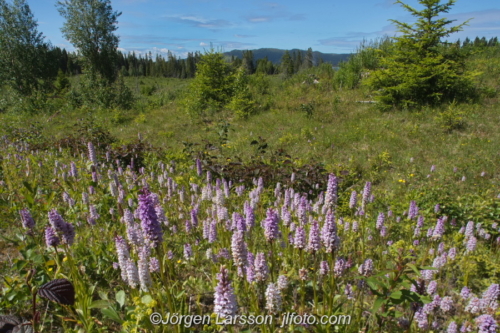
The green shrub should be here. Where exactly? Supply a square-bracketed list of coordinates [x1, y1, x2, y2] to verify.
[227, 68, 256, 119]
[434, 102, 467, 132]
[140, 84, 156, 96]
[54, 69, 70, 93]
[67, 73, 134, 110]
[299, 102, 314, 118]
[113, 76, 135, 110]
[110, 108, 127, 124]
[248, 73, 270, 96]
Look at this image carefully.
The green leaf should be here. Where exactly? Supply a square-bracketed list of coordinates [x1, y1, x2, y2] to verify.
[175, 290, 186, 299]
[15, 260, 28, 271]
[372, 297, 387, 313]
[365, 277, 379, 290]
[390, 291, 403, 300]
[420, 295, 432, 304]
[406, 263, 421, 276]
[32, 254, 44, 265]
[98, 291, 108, 300]
[90, 300, 110, 309]
[24, 249, 34, 260]
[401, 289, 421, 302]
[23, 181, 33, 194]
[7, 290, 18, 301]
[115, 290, 126, 309]
[101, 307, 123, 324]
[46, 192, 57, 206]
[365, 277, 386, 294]
[394, 311, 404, 318]
[24, 192, 34, 206]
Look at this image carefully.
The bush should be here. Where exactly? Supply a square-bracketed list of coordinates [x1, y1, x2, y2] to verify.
[299, 102, 314, 118]
[434, 102, 468, 132]
[140, 84, 156, 96]
[2, 90, 62, 115]
[54, 69, 70, 94]
[227, 69, 255, 119]
[67, 73, 134, 110]
[247, 74, 270, 96]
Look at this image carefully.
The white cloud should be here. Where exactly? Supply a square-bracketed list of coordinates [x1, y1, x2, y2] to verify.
[200, 42, 209, 46]
[248, 17, 270, 22]
[179, 15, 207, 23]
[166, 15, 233, 29]
[234, 34, 255, 38]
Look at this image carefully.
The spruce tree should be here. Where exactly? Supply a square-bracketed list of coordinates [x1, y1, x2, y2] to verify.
[304, 47, 314, 69]
[280, 51, 293, 78]
[183, 49, 236, 118]
[365, 0, 478, 110]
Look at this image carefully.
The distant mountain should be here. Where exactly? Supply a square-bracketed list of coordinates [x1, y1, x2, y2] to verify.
[223, 48, 352, 66]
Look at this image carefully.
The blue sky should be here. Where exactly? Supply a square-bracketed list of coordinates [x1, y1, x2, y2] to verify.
[29, 0, 500, 58]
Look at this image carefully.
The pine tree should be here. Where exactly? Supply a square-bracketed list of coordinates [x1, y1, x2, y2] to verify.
[365, 0, 478, 110]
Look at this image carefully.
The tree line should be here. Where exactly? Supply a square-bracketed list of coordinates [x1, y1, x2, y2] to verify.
[1, 0, 498, 112]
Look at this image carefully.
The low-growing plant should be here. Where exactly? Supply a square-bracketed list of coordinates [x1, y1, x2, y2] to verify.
[299, 102, 314, 118]
[434, 102, 468, 132]
[67, 74, 135, 110]
[140, 84, 156, 96]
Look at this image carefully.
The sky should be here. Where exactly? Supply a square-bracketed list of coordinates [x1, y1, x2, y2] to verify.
[28, 0, 500, 58]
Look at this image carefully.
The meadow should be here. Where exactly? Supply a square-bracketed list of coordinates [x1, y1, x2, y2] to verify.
[0, 45, 500, 333]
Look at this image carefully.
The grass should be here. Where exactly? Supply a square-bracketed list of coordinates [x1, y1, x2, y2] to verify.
[5, 68, 498, 195]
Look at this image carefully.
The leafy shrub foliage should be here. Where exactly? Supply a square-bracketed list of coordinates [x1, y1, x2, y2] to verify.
[68, 74, 134, 110]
